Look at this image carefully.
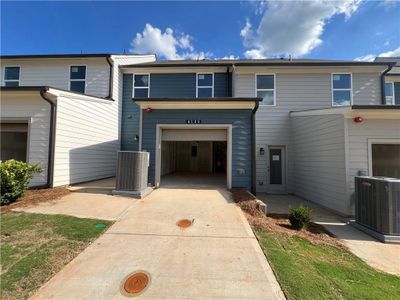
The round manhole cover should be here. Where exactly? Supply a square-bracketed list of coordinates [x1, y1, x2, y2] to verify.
[177, 219, 192, 228]
[121, 271, 150, 296]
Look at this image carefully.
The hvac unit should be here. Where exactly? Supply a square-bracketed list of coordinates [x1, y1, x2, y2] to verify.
[113, 151, 152, 198]
[354, 176, 400, 243]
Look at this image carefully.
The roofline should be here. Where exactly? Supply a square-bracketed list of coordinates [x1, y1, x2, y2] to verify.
[0, 85, 114, 101]
[1, 54, 112, 59]
[132, 97, 261, 102]
[120, 61, 395, 68]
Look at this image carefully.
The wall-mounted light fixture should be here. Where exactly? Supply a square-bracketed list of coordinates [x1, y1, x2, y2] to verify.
[134, 135, 139, 142]
[259, 147, 265, 155]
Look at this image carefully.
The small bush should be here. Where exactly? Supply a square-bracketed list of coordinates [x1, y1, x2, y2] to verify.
[0, 160, 42, 205]
[289, 204, 312, 230]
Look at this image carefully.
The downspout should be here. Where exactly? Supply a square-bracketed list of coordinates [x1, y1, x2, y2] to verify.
[106, 55, 113, 99]
[251, 99, 260, 195]
[39, 87, 56, 188]
[381, 64, 393, 104]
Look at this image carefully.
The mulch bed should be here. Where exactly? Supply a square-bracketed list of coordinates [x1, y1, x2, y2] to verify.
[1, 187, 71, 213]
[230, 188, 344, 248]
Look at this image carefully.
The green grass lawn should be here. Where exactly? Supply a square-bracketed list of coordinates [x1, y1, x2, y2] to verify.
[0, 212, 112, 300]
[256, 230, 400, 300]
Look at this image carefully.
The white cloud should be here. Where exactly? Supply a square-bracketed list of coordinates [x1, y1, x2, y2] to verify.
[354, 47, 400, 61]
[244, 49, 266, 59]
[221, 55, 239, 60]
[130, 23, 210, 60]
[241, 0, 362, 58]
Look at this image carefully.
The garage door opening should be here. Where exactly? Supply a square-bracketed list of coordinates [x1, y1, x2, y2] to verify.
[156, 126, 231, 188]
[161, 141, 227, 187]
[1, 122, 28, 162]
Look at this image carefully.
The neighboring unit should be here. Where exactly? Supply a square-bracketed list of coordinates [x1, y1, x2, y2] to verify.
[0, 54, 156, 187]
[375, 56, 400, 105]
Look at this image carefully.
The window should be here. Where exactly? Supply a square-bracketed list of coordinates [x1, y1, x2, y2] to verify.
[371, 143, 400, 178]
[1, 122, 28, 162]
[4, 66, 20, 87]
[384, 82, 394, 105]
[332, 73, 352, 106]
[133, 74, 150, 98]
[197, 73, 213, 97]
[69, 66, 86, 93]
[256, 74, 275, 106]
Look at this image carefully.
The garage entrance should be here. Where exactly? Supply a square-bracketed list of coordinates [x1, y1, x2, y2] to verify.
[155, 125, 232, 188]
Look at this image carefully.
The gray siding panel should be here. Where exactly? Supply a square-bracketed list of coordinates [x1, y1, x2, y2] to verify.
[121, 74, 140, 151]
[291, 114, 348, 215]
[214, 73, 231, 97]
[142, 109, 252, 188]
[353, 73, 381, 105]
[150, 73, 196, 98]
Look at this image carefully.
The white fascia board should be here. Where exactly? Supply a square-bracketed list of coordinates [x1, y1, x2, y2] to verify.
[135, 100, 255, 109]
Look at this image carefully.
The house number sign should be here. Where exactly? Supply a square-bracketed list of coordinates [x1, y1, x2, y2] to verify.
[186, 119, 202, 124]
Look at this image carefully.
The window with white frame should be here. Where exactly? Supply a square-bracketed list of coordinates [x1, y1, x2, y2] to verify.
[133, 74, 150, 98]
[256, 74, 275, 105]
[332, 73, 352, 106]
[4, 66, 20, 87]
[384, 82, 394, 105]
[70, 66, 86, 93]
[197, 73, 213, 97]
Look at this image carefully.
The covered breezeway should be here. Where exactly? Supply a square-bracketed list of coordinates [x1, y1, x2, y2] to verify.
[155, 125, 232, 188]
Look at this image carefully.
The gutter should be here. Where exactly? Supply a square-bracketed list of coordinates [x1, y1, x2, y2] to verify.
[39, 87, 56, 188]
[381, 64, 394, 104]
[251, 99, 260, 194]
[106, 55, 113, 99]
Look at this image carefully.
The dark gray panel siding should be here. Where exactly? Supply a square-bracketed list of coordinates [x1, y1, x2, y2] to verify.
[150, 73, 196, 98]
[141, 109, 252, 188]
[121, 74, 140, 150]
[148, 73, 230, 98]
[395, 82, 400, 104]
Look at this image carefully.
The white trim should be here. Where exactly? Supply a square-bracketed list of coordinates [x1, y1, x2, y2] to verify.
[132, 73, 150, 98]
[290, 107, 400, 119]
[367, 139, 400, 177]
[255, 73, 276, 106]
[3, 65, 21, 86]
[196, 72, 214, 98]
[135, 100, 255, 110]
[139, 108, 143, 151]
[343, 117, 352, 211]
[69, 65, 87, 93]
[331, 72, 353, 107]
[384, 82, 395, 105]
[154, 124, 232, 189]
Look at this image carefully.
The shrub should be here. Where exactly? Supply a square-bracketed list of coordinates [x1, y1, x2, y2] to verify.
[289, 204, 312, 230]
[0, 160, 42, 205]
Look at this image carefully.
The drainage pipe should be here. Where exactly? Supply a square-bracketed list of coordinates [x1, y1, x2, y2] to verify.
[106, 55, 113, 99]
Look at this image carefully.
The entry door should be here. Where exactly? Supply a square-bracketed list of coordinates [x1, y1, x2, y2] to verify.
[267, 146, 286, 193]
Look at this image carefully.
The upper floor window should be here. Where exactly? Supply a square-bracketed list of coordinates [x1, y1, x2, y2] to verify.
[4, 66, 20, 87]
[332, 73, 352, 106]
[384, 82, 394, 105]
[70, 66, 86, 93]
[256, 74, 275, 106]
[197, 73, 213, 97]
[133, 74, 150, 98]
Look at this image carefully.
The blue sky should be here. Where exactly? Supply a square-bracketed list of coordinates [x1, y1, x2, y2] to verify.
[1, 1, 399, 61]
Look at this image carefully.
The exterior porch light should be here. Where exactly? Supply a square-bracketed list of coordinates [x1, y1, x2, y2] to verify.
[354, 116, 363, 123]
[259, 147, 265, 155]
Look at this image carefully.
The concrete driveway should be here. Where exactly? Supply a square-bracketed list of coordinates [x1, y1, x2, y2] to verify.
[31, 187, 284, 299]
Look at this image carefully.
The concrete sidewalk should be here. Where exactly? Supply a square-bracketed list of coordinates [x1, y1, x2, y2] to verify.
[260, 193, 400, 276]
[31, 188, 284, 299]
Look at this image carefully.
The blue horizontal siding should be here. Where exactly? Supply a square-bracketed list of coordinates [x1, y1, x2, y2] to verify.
[142, 109, 252, 189]
[148, 73, 230, 98]
[121, 74, 140, 150]
[395, 82, 400, 105]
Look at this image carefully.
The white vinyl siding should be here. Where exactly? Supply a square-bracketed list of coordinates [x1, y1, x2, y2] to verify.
[291, 114, 348, 215]
[0, 59, 110, 97]
[52, 95, 119, 187]
[346, 118, 400, 213]
[0, 95, 50, 186]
